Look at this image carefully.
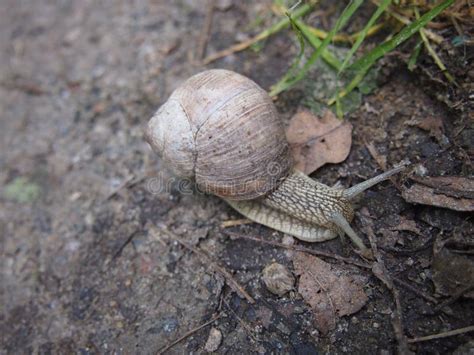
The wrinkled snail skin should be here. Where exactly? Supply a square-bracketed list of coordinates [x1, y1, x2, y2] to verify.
[226, 165, 405, 254]
[145, 69, 405, 256]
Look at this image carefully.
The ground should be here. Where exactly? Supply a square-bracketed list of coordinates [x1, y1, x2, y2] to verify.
[1, 1, 473, 354]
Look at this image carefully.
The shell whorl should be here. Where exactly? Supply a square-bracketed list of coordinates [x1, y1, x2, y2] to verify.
[146, 69, 292, 200]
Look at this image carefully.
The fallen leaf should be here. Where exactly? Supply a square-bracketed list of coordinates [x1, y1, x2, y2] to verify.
[372, 261, 394, 290]
[407, 116, 443, 139]
[379, 228, 402, 249]
[432, 238, 474, 298]
[402, 176, 474, 212]
[286, 110, 352, 175]
[390, 217, 422, 236]
[293, 252, 368, 334]
[365, 141, 387, 170]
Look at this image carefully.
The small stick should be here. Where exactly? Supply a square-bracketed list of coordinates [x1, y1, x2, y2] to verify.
[407, 325, 474, 343]
[392, 277, 438, 304]
[196, 0, 216, 61]
[157, 313, 222, 354]
[220, 218, 252, 228]
[223, 230, 371, 269]
[363, 217, 411, 355]
[223, 299, 260, 342]
[158, 227, 255, 304]
[202, 2, 314, 64]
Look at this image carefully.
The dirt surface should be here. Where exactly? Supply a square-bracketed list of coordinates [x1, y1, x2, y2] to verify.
[1, 1, 473, 354]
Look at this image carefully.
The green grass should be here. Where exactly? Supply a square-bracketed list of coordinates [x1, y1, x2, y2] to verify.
[265, 0, 454, 115]
[270, 0, 364, 97]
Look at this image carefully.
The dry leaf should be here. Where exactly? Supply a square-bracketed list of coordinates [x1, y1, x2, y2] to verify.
[406, 116, 444, 141]
[402, 176, 474, 212]
[293, 252, 368, 334]
[432, 238, 474, 298]
[372, 261, 394, 290]
[390, 217, 422, 235]
[365, 142, 387, 170]
[286, 110, 352, 175]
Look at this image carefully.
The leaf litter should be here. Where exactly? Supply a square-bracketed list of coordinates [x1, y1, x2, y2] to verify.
[432, 237, 474, 299]
[293, 252, 368, 334]
[401, 175, 474, 212]
[286, 109, 352, 175]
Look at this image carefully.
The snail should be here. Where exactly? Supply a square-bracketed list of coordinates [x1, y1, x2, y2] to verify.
[145, 69, 404, 257]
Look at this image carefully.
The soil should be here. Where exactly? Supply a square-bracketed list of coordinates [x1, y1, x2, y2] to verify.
[1, 1, 472, 354]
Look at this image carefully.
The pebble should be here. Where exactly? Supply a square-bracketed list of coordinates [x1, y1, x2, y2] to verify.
[262, 262, 295, 296]
[204, 327, 222, 352]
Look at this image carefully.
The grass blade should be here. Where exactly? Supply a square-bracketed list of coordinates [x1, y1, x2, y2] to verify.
[407, 37, 423, 71]
[350, 0, 453, 73]
[328, 0, 454, 105]
[270, 0, 364, 97]
[339, 0, 391, 74]
[296, 21, 342, 71]
[202, 2, 314, 64]
[414, 6, 456, 84]
[278, 13, 307, 85]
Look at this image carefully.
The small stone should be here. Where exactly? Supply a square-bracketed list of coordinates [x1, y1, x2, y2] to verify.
[262, 262, 295, 296]
[204, 327, 222, 352]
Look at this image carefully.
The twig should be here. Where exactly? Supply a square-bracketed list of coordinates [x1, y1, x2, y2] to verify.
[196, 0, 215, 61]
[223, 299, 260, 342]
[222, 230, 371, 269]
[363, 217, 411, 355]
[220, 219, 252, 228]
[407, 325, 474, 343]
[157, 227, 256, 304]
[392, 277, 438, 304]
[157, 313, 222, 354]
[111, 231, 139, 260]
[434, 283, 474, 313]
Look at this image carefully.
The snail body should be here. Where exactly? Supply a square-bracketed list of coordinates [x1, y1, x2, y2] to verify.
[145, 69, 404, 256]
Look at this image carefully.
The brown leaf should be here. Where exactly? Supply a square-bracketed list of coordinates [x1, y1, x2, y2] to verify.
[406, 116, 444, 141]
[286, 110, 352, 175]
[293, 252, 368, 334]
[432, 238, 474, 298]
[390, 217, 422, 235]
[402, 176, 474, 212]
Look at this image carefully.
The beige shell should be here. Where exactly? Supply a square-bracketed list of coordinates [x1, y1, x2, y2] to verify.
[145, 69, 292, 200]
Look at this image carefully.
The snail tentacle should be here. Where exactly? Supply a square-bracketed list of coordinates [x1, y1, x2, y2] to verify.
[343, 164, 406, 200]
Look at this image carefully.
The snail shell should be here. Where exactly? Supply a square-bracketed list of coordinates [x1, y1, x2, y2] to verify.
[145, 69, 292, 200]
[145, 69, 405, 257]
